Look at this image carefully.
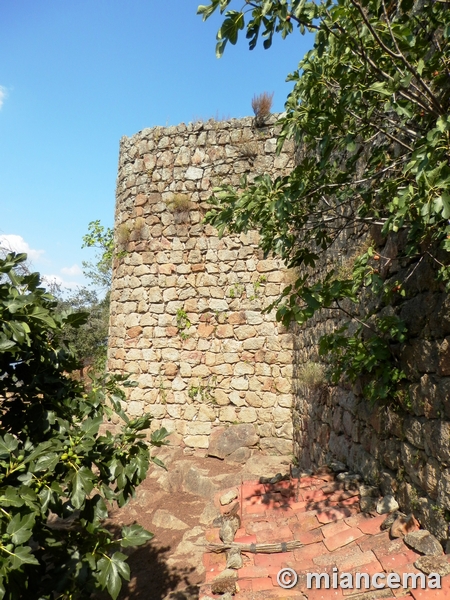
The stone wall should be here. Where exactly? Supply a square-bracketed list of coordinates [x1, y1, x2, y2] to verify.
[110, 114, 450, 541]
[292, 231, 450, 543]
[108, 116, 296, 455]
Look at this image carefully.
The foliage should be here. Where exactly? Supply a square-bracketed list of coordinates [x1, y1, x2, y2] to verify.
[56, 287, 110, 373]
[198, 0, 450, 404]
[0, 253, 169, 599]
[81, 220, 115, 290]
[188, 377, 217, 404]
[176, 309, 191, 340]
[319, 316, 407, 402]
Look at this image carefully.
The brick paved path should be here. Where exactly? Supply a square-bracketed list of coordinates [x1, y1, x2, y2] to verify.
[200, 472, 450, 599]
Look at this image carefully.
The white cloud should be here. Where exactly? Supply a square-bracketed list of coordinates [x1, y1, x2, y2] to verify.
[61, 264, 82, 276]
[0, 234, 44, 262]
[42, 274, 80, 291]
[0, 87, 6, 110]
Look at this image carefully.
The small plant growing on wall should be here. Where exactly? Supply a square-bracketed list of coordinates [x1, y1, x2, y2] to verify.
[249, 275, 267, 300]
[228, 282, 245, 299]
[251, 91, 274, 127]
[134, 216, 146, 238]
[166, 193, 192, 223]
[237, 141, 259, 163]
[176, 309, 191, 340]
[188, 376, 217, 404]
[116, 222, 131, 247]
[297, 361, 326, 390]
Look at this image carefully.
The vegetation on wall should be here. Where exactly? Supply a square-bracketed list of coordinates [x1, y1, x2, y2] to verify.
[0, 253, 168, 599]
[199, 0, 450, 404]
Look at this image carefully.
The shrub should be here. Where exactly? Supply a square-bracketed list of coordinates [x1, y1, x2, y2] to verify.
[0, 253, 169, 599]
[251, 92, 274, 126]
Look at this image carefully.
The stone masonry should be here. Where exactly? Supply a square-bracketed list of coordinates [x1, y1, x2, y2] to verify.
[109, 116, 296, 455]
[293, 234, 450, 543]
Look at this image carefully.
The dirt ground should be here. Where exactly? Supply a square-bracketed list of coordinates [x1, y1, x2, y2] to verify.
[98, 446, 292, 600]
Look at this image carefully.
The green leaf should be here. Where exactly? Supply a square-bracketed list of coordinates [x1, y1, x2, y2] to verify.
[0, 434, 18, 457]
[34, 452, 59, 473]
[150, 427, 170, 446]
[81, 415, 103, 437]
[97, 552, 130, 600]
[70, 467, 95, 509]
[366, 81, 392, 96]
[7, 513, 35, 545]
[120, 524, 154, 548]
[9, 545, 39, 569]
[0, 487, 24, 508]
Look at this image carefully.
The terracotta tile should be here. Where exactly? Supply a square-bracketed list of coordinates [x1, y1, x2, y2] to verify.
[288, 500, 308, 512]
[238, 564, 271, 579]
[303, 586, 344, 599]
[324, 527, 364, 552]
[270, 505, 296, 518]
[202, 552, 227, 569]
[204, 528, 221, 543]
[408, 571, 450, 598]
[254, 552, 296, 569]
[378, 550, 422, 572]
[242, 483, 266, 497]
[293, 527, 324, 545]
[358, 531, 397, 553]
[293, 541, 328, 566]
[251, 576, 276, 591]
[328, 489, 360, 502]
[321, 520, 352, 539]
[317, 506, 358, 524]
[256, 525, 294, 544]
[313, 542, 363, 568]
[338, 496, 361, 508]
[298, 477, 319, 488]
[345, 512, 373, 528]
[235, 533, 257, 544]
[302, 489, 330, 503]
[357, 514, 388, 535]
[244, 503, 267, 515]
[339, 549, 378, 571]
[293, 511, 321, 531]
[237, 577, 253, 590]
[247, 520, 276, 533]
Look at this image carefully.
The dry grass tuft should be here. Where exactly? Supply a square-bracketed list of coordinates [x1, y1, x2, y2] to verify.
[298, 362, 326, 389]
[252, 92, 274, 125]
[116, 223, 130, 245]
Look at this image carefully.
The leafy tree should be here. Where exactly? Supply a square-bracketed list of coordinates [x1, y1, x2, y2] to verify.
[55, 221, 116, 375]
[56, 287, 110, 375]
[0, 253, 168, 599]
[81, 220, 115, 291]
[199, 0, 450, 402]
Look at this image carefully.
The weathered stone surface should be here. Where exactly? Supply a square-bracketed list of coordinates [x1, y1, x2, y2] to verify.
[390, 514, 420, 538]
[226, 547, 243, 569]
[226, 447, 251, 464]
[183, 466, 217, 499]
[377, 495, 399, 515]
[208, 425, 258, 460]
[404, 530, 443, 556]
[415, 555, 450, 576]
[220, 490, 238, 506]
[210, 569, 238, 595]
[152, 509, 189, 530]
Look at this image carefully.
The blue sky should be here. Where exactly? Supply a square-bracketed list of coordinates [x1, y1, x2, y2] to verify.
[0, 1, 314, 292]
